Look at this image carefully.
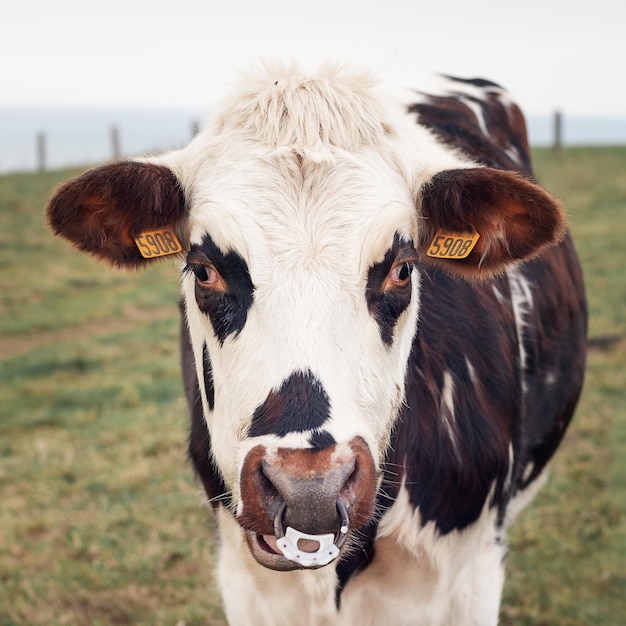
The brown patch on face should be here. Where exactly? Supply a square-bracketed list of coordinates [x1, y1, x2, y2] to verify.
[271, 442, 338, 478]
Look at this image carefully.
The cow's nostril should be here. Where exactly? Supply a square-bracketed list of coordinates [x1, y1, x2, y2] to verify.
[259, 463, 281, 500]
[343, 460, 360, 492]
[338, 454, 365, 509]
[273, 501, 287, 538]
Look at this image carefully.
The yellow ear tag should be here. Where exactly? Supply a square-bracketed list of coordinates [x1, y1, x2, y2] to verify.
[427, 230, 480, 260]
[134, 229, 183, 258]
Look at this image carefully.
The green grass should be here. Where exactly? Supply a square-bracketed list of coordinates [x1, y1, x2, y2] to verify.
[1, 147, 625, 625]
[500, 147, 626, 625]
[0, 170, 226, 625]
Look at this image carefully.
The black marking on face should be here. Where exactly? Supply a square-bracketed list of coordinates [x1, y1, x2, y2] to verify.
[366, 234, 417, 346]
[202, 342, 215, 411]
[308, 429, 336, 450]
[180, 309, 231, 511]
[248, 371, 331, 438]
[184, 234, 254, 345]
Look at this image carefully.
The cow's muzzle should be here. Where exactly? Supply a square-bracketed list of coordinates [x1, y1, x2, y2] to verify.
[238, 437, 377, 571]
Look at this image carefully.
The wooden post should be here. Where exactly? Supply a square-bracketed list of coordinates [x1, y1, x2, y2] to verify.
[191, 120, 200, 138]
[553, 110, 563, 155]
[111, 126, 121, 160]
[37, 132, 46, 173]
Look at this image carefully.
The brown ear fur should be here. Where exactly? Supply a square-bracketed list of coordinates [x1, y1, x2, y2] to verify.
[417, 168, 567, 279]
[46, 161, 187, 268]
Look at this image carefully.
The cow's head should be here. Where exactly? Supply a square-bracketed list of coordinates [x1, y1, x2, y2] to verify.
[46, 66, 565, 571]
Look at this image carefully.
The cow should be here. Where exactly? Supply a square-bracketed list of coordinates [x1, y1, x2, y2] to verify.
[46, 63, 587, 625]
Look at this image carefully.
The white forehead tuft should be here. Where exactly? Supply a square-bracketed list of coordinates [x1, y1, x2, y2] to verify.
[210, 61, 394, 160]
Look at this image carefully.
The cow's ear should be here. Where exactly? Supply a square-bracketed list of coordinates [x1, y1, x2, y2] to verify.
[416, 167, 566, 279]
[46, 161, 187, 268]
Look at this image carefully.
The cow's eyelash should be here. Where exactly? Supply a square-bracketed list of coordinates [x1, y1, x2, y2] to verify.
[184, 260, 214, 274]
[183, 263, 201, 278]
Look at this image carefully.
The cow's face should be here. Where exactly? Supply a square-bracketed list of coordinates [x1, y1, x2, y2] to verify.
[180, 147, 421, 567]
[46, 67, 566, 572]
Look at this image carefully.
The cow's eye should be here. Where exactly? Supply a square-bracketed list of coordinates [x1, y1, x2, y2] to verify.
[193, 264, 223, 289]
[384, 261, 412, 290]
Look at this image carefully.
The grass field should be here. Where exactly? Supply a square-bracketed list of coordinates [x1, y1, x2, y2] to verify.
[1, 147, 625, 625]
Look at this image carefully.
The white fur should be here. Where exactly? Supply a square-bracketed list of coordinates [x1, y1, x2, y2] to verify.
[507, 265, 534, 394]
[439, 370, 460, 463]
[339, 483, 504, 626]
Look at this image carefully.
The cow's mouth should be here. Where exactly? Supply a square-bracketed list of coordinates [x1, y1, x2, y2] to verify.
[246, 529, 349, 571]
[245, 501, 350, 571]
[246, 531, 302, 571]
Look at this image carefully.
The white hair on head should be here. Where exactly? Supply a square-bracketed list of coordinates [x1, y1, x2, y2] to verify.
[214, 61, 395, 161]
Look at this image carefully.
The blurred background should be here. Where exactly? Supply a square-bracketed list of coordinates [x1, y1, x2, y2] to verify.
[1, 1, 625, 625]
[2, 0, 625, 172]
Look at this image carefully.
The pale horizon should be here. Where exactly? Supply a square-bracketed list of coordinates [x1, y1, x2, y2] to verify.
[4, 0, 625, 118]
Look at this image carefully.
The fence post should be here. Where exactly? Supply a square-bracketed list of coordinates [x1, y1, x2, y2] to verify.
[111, 126, 121, 160]
[553, 110, 563, 155]
[37, 132, 46, 173]
[191, 120, 200, 139]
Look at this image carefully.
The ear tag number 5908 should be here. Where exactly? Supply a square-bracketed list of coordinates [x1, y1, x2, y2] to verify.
[134, 229, 182, 258]
[427, 230, 480, 260]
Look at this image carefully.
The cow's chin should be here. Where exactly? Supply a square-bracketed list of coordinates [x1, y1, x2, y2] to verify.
[245, 530, 334, 571]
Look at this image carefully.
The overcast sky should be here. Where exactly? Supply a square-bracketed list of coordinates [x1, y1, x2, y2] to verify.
[4, 0, 625, 117]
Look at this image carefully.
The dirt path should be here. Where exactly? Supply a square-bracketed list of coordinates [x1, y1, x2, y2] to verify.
[0, 305, 177, 360]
